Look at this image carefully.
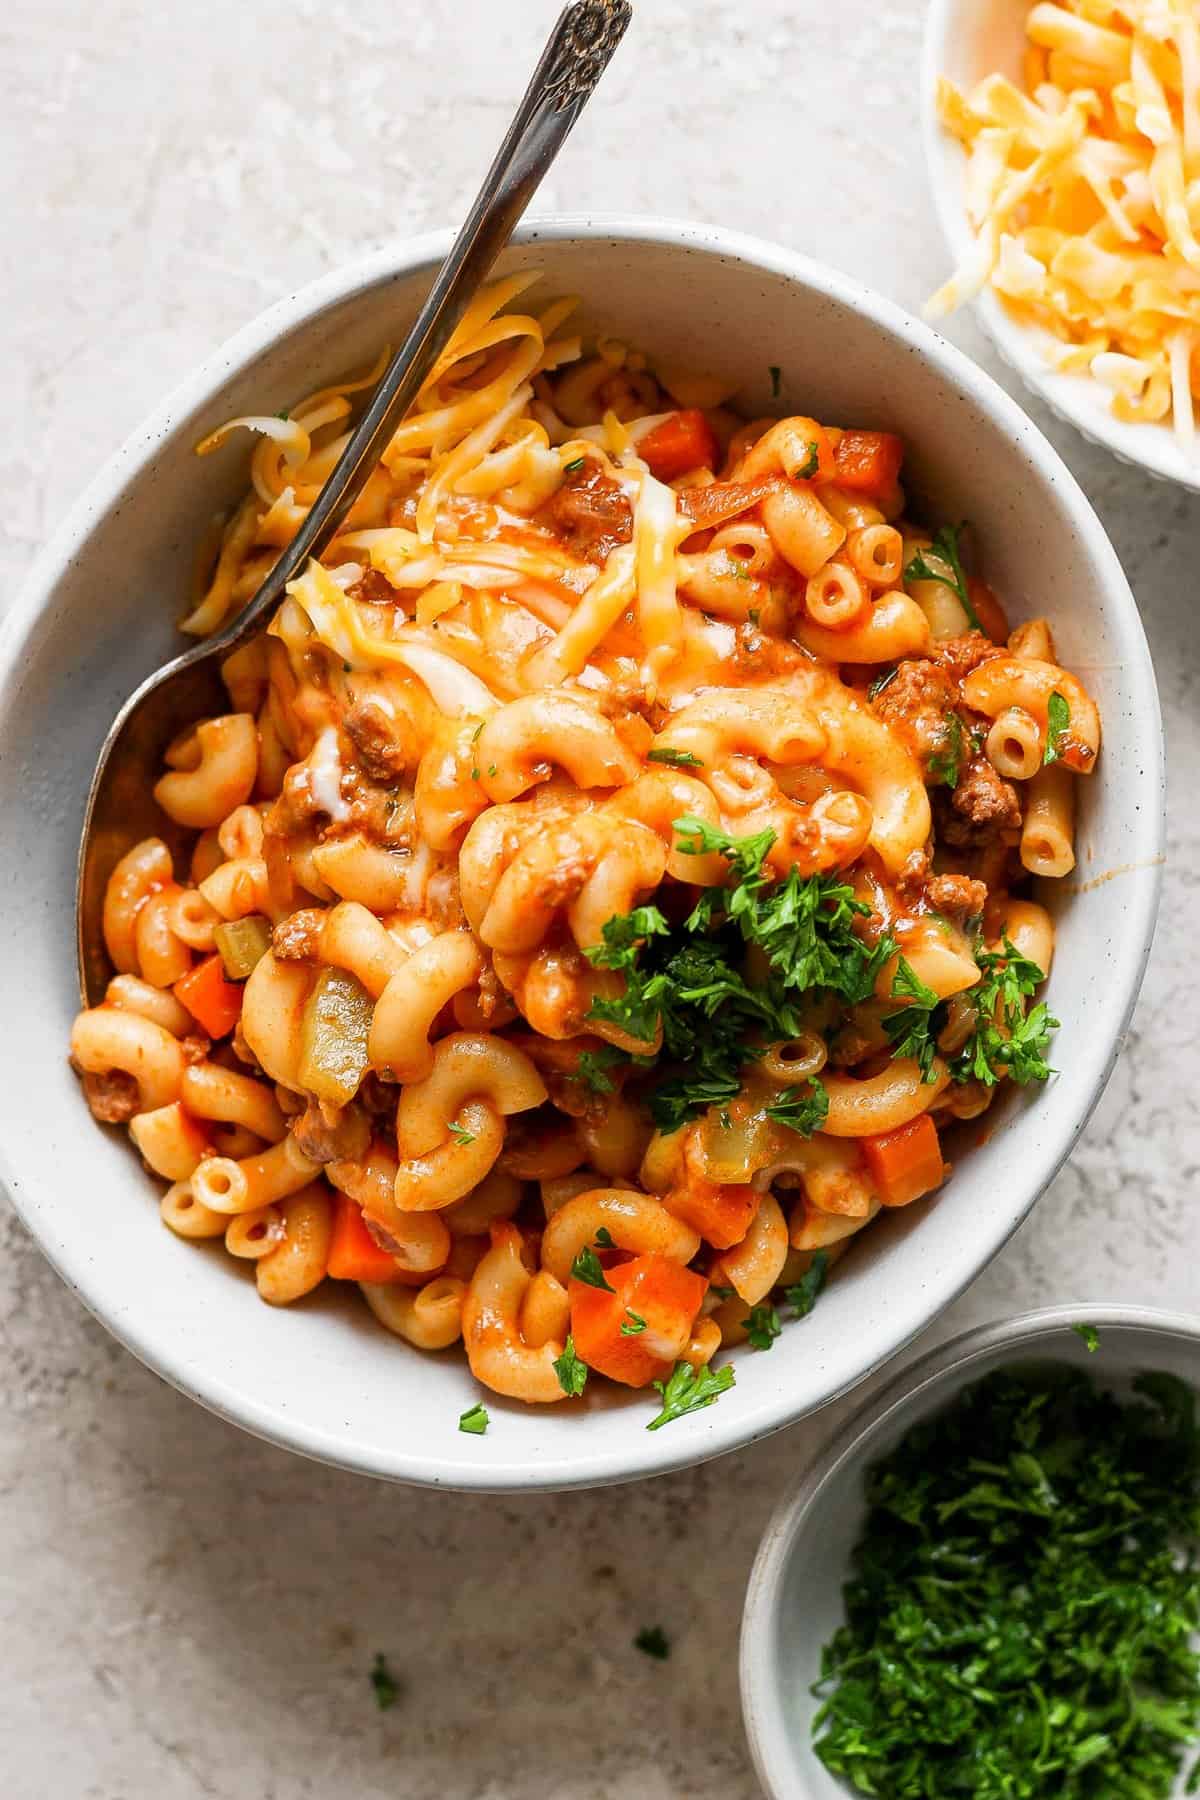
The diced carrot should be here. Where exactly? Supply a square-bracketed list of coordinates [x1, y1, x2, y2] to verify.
[663, 1178, 759, 1250]
[833, 429, 905, 496]
[327, 1193, 409, 1284]
[967, 575, 1009, 644]
[174, 953, 244, 1039]
[638, 409, 719, 482]
[677, 475, 782, 531]
[861, 1114, 946, 1208]
[569, 1254, 708, 1388]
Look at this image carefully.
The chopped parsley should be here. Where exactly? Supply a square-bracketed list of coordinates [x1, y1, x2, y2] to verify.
[621, 1310, 647, 1336]
[950, 937, 1057, 1087]
[458, 1403, 489, 1435]
[470, 767, 480, 781]
[276, 408, 290, 421]
[487, 763, 497, 777]
[447, 1119, 476, 1146]
[769, 364, 782, 398]
[868, 665, 898, 700]
[369, 1651, 399, 1710]
[646, 1359, 736, 1430]
[585, 819, 897, 1132]
[634, 1625, 671, 1660]
[470, 720, 484, 742]
[594, 1226, 616, 1249]
[553, 1335, 589, 1397]
[927, 710, 964, 790]
[765, 1078, 829, 1136]
[743, 1302, 782, 1350]
[882, 956, 943, 1081]
[570, 1245, 615, 1292]
[563, 455, 585, 474]
[571, 1045, 626, 1095]
[647, 746, 704, 769]
[796, 439, 820, 481]
[1044, 690, 1070, 765]
[904, 523, 981, 630]
[1073, 1322, 1101, 1353]
[785, 1250, 829, 1319]
[812, 1364, 1200, 1799]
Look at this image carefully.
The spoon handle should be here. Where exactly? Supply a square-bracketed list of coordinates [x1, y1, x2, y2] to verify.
[211, 0, 632, 654]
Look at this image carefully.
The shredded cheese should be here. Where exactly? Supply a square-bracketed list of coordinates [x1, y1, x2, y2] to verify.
[932, 0, 1200, 448]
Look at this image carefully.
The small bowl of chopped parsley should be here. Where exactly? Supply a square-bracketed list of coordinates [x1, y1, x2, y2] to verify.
[740, 1305, 1200, 1800]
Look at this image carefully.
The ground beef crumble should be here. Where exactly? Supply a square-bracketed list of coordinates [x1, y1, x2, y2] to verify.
[80, 1068, 140, 1124]
[539, 460, 633, 562]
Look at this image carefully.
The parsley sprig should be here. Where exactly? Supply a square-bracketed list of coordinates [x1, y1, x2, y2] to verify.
[904, 523, 981, 630]
[813, 1364, 1200, 1799]
[950, 937, 1057, 1087]
[765, 1079, 829, 1136]
[646, 1359, 735, 1430]
[882, 956, 943, 1081]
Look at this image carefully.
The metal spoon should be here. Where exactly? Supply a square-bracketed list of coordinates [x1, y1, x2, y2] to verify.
[75, 0, 632, 1006]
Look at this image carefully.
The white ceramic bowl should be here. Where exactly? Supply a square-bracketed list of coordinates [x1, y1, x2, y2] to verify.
[0, 218, 1164, 1492]
[923, 0, 1200, 490]
[741, 1305, 1200, 1798]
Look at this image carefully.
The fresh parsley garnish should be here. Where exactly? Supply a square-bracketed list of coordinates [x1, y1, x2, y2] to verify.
[904, 523, 981, 630]
[621, 1310, 647, 1336]
[766, 1079, 829, 1136]
[785, 1250, 829, 1319]
[634, 1624, 671, 1660]
[1044, 690, 1070, 765]
[369, 1651, 399, 1710]
[448, 1119, 476, 1146]
[812, 1365, 1200, 1799]
[951, 938, 1057, 1087]
[585, 820, 897, 1131]
[796, 439, 820, 480]
[563, 455, 585, 474]
[572, 1045, 627, 1095]
[1073, 1322, 1100, 1353]
[276, 408, 290, 421]
[594, 1227, 616, 1249]
[458, 1403, 489, 1435]
[570, 1245, 615, 1292]
[927, 710, 964, 790]
[882, 956, 943, 1081]
[743, 1302, 782, 1350]
[769, 364, 782, 398]
[553, 1335, 589, 1396]
[646, 1359, 736, 1430]
[647, 746, 704, 769]
[868, 665, 898, 700]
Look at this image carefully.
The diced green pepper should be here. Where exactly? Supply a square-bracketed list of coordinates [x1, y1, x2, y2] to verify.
[298, 968, 373, 1106]
[213, 915, 273, 981]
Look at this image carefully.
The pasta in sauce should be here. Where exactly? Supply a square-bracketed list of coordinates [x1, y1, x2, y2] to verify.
[70, 276, 1099, 1417]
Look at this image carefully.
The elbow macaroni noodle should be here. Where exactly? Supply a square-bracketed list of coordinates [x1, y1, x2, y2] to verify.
[69, 277, 1098, 1415]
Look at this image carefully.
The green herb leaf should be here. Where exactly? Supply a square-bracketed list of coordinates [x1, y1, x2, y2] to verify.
[553, 1335, 589, 1397]
[1073, 1322, 1101, 1353]
[458, 1403, 489, 1435]
[634, 1624, 671, 1660]
[572, 1045, 627, 1095]
[570, 1245, 615, 1293]
[647, 746, 704, 769]
[796, 439, 820, 481]
[904, 523, 981, 630]
[448, 1119, 476, 1146]
[882, 956, 944, 1081]
[766, 1078, 829, 1136]
[1044, 689, 1071, 765]
[868, 665, 898, 700]
[621, 1309, 647, 1336]
[950, 937, 1058, 1088]
[369, 1651, 399, 1710]
[563, 455, 585, 474]
[594, 1226, 616, 1250]
[927, 710, 964, 790]
[743, 1302, 782, 1351]
[646, 1359, 735, 1430]
[785, 1250, 829, 1319]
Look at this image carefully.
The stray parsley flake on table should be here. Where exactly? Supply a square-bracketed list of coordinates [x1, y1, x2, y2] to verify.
[813, 1364, 1200, 1800]
[634, 1625, 671, 1660]
[369, 1651, 399, 1711]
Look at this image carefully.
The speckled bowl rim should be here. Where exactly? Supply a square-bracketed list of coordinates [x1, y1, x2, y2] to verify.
[921, 0, 1200, 492]
[740, 1304, 1200, 1799]
[0, 216, 1166, 1491]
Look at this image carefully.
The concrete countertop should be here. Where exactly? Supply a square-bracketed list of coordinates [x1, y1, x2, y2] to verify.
[3, 2, 1196, 1795]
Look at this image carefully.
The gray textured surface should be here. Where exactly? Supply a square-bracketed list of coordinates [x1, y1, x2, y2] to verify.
[2, 3, 1195, 1796]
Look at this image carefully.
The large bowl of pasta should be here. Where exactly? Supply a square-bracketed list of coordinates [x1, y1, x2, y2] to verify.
[0, 219, 1163, 1490]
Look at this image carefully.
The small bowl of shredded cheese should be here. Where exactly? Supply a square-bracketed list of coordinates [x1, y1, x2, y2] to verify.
[922, 0, 1200, 487]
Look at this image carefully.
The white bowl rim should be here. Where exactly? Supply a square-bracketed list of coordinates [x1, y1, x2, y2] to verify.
[0, 214, 1167, 1491]
[920, 0, 1200, 492]
[740, 1302, 1200, 1799]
